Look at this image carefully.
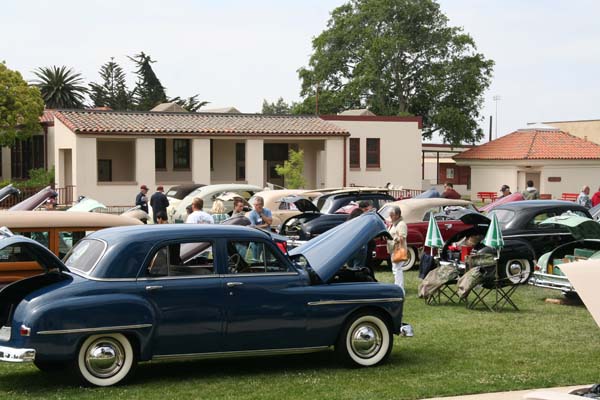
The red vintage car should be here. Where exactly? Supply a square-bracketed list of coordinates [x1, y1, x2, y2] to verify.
[375, 198, 479, 270]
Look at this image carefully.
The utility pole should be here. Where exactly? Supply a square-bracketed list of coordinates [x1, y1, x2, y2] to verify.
[493, 95, 501, 138]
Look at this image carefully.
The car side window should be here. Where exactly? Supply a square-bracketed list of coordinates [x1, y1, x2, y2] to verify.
[147, 241, 216, 277]
[227, 240, 289, 274]
[528, 212, 557, 229]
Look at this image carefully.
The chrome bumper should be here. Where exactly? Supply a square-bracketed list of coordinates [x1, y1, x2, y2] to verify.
[0, 346, 36, 362]
[530, 273, 575, 293]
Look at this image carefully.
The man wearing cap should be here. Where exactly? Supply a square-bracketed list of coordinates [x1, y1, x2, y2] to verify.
[499, 185, 512, 199]
[136, 185, 149, 214]
[150, 185, 170, 224]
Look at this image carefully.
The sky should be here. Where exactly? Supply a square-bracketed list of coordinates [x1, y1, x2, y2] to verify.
[3, 0, 600, 142]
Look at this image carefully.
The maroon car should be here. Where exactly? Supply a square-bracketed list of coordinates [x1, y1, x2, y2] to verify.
[375, 198, 479, 270]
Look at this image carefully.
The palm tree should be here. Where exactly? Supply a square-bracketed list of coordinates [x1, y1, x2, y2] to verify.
[32, 66, 88, 108]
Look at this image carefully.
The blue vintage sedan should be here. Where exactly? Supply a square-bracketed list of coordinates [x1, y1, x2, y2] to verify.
[0, 214, 411, 386]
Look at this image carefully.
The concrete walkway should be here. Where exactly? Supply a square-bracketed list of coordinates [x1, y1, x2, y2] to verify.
[422, 385, 590, 400]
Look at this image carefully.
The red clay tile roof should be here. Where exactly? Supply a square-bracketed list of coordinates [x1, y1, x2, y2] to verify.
[53, 110, 349, 137]
[39, 109, 56, 124]
[454, 129, 600, 160]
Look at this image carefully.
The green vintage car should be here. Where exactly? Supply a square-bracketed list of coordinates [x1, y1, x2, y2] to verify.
[530, 214, 600, 296]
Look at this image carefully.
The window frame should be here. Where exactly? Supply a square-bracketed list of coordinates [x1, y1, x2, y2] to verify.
[144, 240, 218, 279]
[366, 138, 380, 169]
[155, 138, 167, 170]
[349, 138, 360, 169]
[173, 139, 191, 170]
[226, 239, 294, 275]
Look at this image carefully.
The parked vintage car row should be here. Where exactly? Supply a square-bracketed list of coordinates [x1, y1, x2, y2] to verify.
[0, 214, 412, 386]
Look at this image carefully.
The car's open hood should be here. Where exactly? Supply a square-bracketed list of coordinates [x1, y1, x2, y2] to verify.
[0, 229, 69, 273]
[541, 214, 600, 240]
[67, 197, 107, 212]
[281, 196, 320, 213]
[0, 184, 20, 203]
[289, 212, 387, 282]
[9, 186, 57, 211]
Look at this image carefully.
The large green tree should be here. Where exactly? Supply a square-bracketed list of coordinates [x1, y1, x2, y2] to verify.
[169, 94, 210, 112]
[0, 63, 44, 146]
[129, 52, 167, 110]
[296, 0, 494, 145]
[32, 65, 88, 108]
[262, 97, 292, 115]
[89, 58, 134, 110]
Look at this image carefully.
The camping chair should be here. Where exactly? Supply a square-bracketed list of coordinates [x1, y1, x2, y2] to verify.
[420, 260, 463, 306]
[465, 256, 520, 312]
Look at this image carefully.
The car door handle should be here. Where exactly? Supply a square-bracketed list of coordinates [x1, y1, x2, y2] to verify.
[227, 282, 244, 288]
[145, 285, 163, 291]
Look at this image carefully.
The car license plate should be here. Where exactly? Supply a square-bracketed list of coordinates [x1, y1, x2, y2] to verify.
[0, 326, 11, 341]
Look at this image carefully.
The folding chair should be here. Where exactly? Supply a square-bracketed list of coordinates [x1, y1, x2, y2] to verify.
[426, 279, 461, 305]
[466, 263, 520, 312]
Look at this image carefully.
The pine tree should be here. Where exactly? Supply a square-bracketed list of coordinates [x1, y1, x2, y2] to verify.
[129, 52, 167, 110]
[89, 58, 134, 110]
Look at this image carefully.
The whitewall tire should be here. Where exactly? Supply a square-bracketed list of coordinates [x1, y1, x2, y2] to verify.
[76, 333, 135, 387]
[504, 259, 531, 284]
[401, 247, 417, 271]
[337, 312, 392, 367]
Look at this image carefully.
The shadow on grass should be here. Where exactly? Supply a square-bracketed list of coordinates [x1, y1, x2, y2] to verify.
[0, 347, 422, 392]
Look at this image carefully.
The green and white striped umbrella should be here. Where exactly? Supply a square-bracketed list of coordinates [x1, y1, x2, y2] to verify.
[483, 212, 504, 250]
[425, 212, 444, 253]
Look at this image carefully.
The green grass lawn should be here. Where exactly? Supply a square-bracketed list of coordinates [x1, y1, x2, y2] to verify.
[1, 270, 599, 399]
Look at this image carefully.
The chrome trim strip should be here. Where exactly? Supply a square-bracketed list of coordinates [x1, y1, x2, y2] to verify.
[37, 323, 152, 335]
[69, 271, 138, 282]
[503, 233, 571, 238]
[220, 272, 299, 278]
[308, 297, 404, 306]
[153, 346, 329, 361]
[138, 272, 299, 281]
[137, 275, 218, 281]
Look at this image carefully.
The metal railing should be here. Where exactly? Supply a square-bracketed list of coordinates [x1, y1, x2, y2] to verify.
[388, 188, 424, 200]
[0, 185, 75, 209]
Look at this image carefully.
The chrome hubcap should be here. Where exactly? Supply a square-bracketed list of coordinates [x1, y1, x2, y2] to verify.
[508, 262, 522, 276]
[85, 338, 125, 378]
[351, 323, 382, 358]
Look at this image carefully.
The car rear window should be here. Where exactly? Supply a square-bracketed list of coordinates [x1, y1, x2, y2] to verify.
[489, 209, 515, 229]
[63, 239, 106, 274]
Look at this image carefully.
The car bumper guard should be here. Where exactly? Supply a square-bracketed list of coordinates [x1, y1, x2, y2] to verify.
[0, 346, 36, 363]
[530, 273, 574, 293]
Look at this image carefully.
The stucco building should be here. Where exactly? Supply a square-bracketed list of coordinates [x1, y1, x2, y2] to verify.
[33, 109, 423, 206]
[454, 125, 600, 200]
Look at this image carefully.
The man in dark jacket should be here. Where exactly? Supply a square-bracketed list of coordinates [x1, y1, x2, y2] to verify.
[441, 183, 461, 199]
[150, 185, 170, 223]
[136, 185, 149, 213]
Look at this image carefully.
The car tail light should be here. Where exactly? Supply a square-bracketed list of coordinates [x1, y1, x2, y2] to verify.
[534, 264, 540, 271]
[19, 325, 31, 336]
[276, 241, 288, 254]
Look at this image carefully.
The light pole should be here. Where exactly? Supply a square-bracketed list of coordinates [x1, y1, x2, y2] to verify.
[493, 95, 501, 139]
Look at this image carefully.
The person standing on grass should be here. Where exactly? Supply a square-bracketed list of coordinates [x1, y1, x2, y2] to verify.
[592, 186, 600, 207]
[150, 185, 169, 224]
[136, 184, 149, 213]
[186, 198, 213, 224]
[521, 180, 540, 200]
[577, 185, 592, 209]
[248, 196, 272, 229]
[210, 199, 229, 224]
[387, 205, 407, 291]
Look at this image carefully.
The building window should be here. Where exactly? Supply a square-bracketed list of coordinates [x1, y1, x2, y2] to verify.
[10, 135, 45, 180]
[236, 142, 245, 181]
[155, 139, 166, 170]
[366, 138, 380, 168]
[349, 138, 360, 168]
[173, 139, 190, 170]
[98, 159, 112, 182]
[446, 167, 455, 179]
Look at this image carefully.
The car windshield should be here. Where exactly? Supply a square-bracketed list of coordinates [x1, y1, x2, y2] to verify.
[63, 238, 106, 274]
[489, 209, 515, 229]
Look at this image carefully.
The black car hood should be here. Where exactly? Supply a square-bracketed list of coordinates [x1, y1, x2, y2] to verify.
[460, 212, 490, 227]
[281, 196, 320, 213]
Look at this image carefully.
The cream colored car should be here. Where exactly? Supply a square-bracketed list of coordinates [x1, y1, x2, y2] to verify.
[248, 189, 323, 228]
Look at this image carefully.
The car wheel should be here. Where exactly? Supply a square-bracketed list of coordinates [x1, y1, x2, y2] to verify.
[336, 311, 392, 367]
[75, 333, 136, 387]
[34, 360, 69, 372]
[401, 247, 417, 271]
[504, 259, 531, 284]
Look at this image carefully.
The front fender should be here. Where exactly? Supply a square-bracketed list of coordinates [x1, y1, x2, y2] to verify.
[501, 239, 536, 261]
[407, 229, 424, 248]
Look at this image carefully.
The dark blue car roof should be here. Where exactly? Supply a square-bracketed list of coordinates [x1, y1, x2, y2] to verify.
[84, 224, 273, 279]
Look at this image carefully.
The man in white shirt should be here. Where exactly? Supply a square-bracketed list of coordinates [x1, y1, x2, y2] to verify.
[185, 198, 214, 224]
